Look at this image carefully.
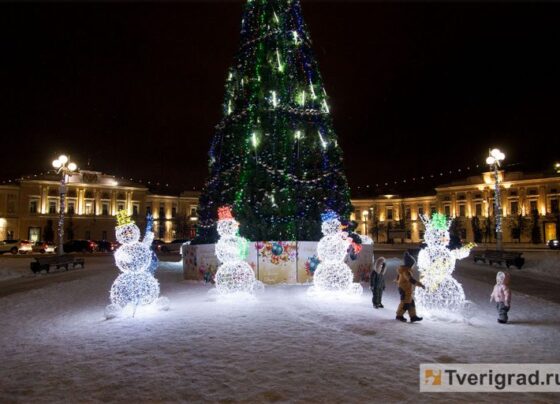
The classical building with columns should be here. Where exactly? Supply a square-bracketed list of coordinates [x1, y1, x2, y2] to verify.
[0, 171, 199, 243]
[351, 170, 560, 244]
[1, 169, 559, 245]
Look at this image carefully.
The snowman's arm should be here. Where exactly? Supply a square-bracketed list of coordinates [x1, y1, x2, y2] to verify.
[143, 230, 154, 247]
[452, 246, 472, 261]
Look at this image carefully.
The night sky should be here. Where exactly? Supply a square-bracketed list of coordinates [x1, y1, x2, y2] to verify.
[1, 1, 559, 196]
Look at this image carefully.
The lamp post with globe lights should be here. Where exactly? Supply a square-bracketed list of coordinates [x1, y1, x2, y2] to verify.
[52, 155, 78, 256]
[486, 148, 505, 251]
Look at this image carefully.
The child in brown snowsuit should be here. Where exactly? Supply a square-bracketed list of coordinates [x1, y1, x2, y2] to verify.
[396, 252, 425, 323]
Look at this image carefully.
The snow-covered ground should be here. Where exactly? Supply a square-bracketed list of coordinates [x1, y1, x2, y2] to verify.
[0, 257, 35, 281]
[1, 255, 560, 402]
[522, 251, 560, 278]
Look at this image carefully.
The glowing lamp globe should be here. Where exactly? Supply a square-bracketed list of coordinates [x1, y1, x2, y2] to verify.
[52, 159, 62, 168]
[58, 154, 68, 164]
[68, 162, 77, 171]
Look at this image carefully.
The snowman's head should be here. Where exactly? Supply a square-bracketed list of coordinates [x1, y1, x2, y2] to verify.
[421, 213, 451, 248]
[321, 210, 341, 235]
[217, 219, 239, 237]
[217, 206, 239, 237]
[115, 222, 141, 244]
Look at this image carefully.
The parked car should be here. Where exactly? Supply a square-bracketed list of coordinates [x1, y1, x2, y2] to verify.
[160, 239, 190, 253]
[548, 239, 560, 250]
[0, 239, 33, 254]
[151, 239, 166, 252]
[97, 240, 117, 252]
[32, 241, 57, 254]
[63, 239, 98, 253]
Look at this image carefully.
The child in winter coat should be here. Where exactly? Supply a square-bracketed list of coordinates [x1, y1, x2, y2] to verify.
[490, 271, 511, 324]
[395, 252, 425, 323]
[370, 257, 386, 309]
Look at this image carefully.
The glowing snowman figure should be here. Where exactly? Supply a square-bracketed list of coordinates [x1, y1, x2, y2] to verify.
[309, 210, 362, 297]
[415, 213, 473, 312]
[106, 210, 161, 317]
[214, 206, 256, 295]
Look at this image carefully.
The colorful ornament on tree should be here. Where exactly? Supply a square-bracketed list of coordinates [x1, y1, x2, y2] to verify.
[214, 206, 256, 295]
[308, 210, 362, 298]
[415, 213, 474, 313]
[105, 210, 167, 318]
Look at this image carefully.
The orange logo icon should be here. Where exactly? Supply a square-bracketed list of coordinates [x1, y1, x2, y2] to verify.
[424, 369, 442, 385]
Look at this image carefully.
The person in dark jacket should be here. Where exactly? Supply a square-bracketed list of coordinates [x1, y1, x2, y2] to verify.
[396, 252, 425, 322]
[370, 257, 387, 308]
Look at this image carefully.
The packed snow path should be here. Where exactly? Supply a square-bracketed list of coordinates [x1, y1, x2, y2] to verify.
[1, 256, 559, 402]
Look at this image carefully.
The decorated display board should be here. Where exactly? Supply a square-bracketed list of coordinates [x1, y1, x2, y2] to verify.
[184, 242, 372, 285]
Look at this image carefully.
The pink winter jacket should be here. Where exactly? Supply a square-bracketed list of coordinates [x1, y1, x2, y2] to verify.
[490, 272, 511, 307]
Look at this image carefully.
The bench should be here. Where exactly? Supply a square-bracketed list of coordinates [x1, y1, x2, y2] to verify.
[30, 255, 85, 273]
[473, 249, 525, 269]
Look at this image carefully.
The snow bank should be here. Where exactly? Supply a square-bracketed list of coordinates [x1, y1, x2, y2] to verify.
[0, 258, 34, 281]
[522, 251, 560, 279]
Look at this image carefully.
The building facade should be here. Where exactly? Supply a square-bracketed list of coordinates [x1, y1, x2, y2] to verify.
[1, 170, 559, 245]
[0, 171, 199, 243]
[351, 171, 560, 244]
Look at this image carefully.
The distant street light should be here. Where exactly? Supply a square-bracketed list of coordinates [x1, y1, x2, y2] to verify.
[555, 162, 560, 174]
[52, 155, 78, 256]
[486, 148, 505, 251]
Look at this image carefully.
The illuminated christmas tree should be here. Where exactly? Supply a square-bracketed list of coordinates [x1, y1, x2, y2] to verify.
[196, 0, 351, 243]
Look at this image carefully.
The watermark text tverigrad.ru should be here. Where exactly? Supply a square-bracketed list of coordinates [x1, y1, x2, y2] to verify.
[420, 364, 560, 392]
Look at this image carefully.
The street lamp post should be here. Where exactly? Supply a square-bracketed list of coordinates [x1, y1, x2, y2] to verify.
[52, 155, 78, 256]
[486, 148, 505, 251]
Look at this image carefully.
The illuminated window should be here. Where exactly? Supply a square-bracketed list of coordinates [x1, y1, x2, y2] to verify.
[510, 201, 519, 215]
[29, 200, 38, 214]
[551, 199, 559, 213]
[475, 203, 482, 216]
[530, 200, 537, 213]
[49, 201, 57, 214]
[85, 202, 93, 215]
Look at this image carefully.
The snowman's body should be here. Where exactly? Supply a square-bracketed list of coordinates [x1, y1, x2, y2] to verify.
[215, 209, 255, 295]
[310, 213, 362, 296]
[110, 222, 159, 308]
[415, 214, 471, 312]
